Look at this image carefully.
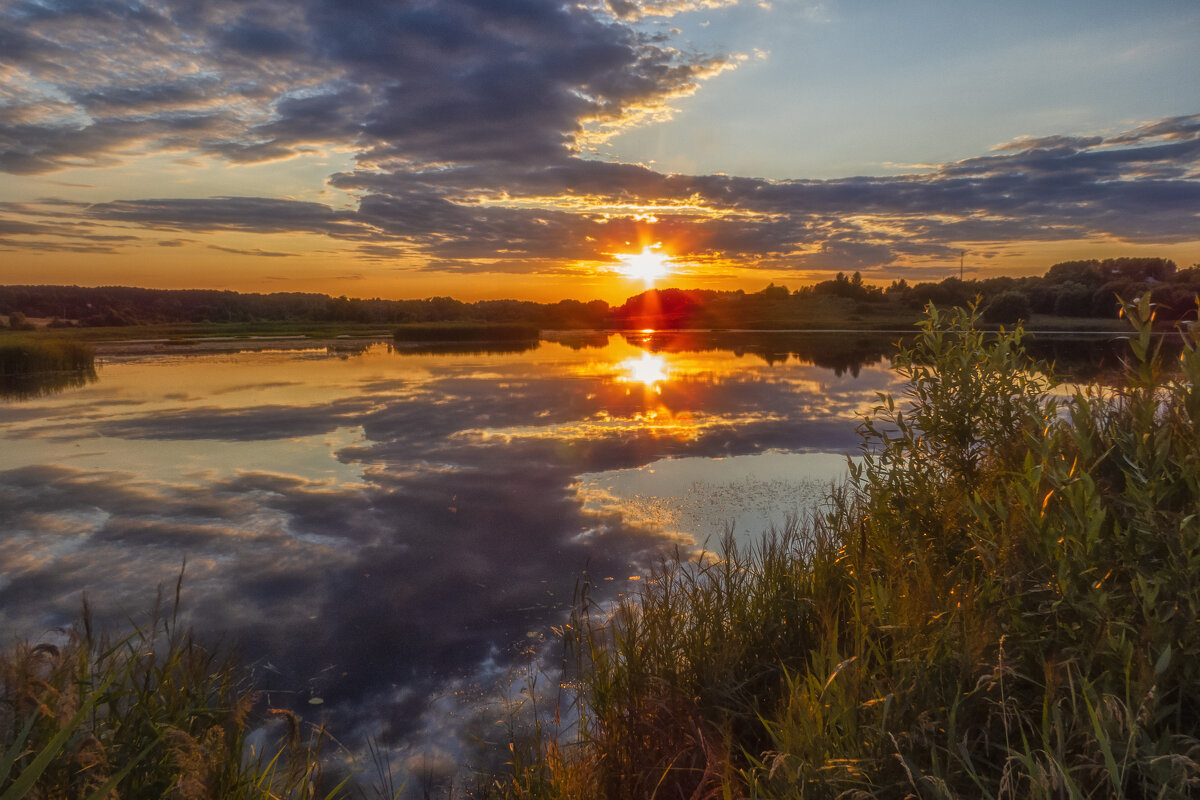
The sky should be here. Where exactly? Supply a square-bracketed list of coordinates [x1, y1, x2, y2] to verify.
[1, 0, 1198, 302]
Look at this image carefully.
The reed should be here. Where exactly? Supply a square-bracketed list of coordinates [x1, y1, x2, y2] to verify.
[0, 574, 349, 799]
[0, 338, 94, 375]
[492, 297, 1200, 798]
[392, 323, 540, 343]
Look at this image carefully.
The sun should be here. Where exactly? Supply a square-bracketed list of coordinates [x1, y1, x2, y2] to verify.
[615, 244, 671, 286]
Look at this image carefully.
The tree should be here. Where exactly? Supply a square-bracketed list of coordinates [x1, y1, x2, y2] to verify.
[982, 290, 1031, 323]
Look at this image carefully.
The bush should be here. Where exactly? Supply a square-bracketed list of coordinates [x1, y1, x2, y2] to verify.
[496, 299, 1200, 798]
[982, 288, 1031, 323]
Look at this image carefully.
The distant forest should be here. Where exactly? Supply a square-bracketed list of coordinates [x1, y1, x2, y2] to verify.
[2, 257, 1197, 331]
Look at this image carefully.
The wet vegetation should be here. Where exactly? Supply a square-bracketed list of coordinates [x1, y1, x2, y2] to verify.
[393, 322, 540, 342]
[0, 338, 96, 400]
[0, 577, 345, 799]
[491, 298, 1200, 798]
[0, 338, 93, 374]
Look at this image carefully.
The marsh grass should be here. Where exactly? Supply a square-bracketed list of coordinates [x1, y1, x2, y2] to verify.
[0, 338, 94, 375]
[0, 338, 97, 400]
[392, 323, 540, 343]
[0, 574, 348, 799]
[492, 297, 1200, 799]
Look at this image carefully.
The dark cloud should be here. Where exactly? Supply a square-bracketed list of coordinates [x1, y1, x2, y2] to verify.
[208, 244, 294, 257]
[87, 197, 363, 236]
[1, 0, 1197, 274]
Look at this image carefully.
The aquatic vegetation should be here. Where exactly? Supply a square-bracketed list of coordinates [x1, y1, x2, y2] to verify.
[0, 338, 94, 375]
[0, 338, 97, 400]
[393, 323, 540, 343]
[0, 575, 348, 799]
[493, 298, 1200, 798]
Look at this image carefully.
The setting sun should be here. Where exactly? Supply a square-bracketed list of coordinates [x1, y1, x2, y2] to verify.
[615, 244, 672, 286]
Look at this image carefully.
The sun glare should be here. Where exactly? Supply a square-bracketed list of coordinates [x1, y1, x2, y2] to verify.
[615, 244, 671, 286]
[619, 352, 669, 387]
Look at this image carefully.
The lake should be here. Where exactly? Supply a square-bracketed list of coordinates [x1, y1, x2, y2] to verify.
[0, 328, 1134, 785]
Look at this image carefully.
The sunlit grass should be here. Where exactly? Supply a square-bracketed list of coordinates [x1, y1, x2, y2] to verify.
[489, 297, 1200, 798]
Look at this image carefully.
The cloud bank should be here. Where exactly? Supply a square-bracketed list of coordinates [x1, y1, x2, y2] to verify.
[1, 0, 1197, 277]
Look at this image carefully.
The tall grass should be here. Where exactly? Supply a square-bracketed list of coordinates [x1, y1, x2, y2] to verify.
[0, 339, 94, 375]
[493, 297, 1200, 798]
[393, 323, 539, 343]
[0, 338, 96, 400]
[0, 574, 348, 799]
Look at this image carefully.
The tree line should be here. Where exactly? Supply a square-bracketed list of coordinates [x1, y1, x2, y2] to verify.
[2, 257, 1196, 330]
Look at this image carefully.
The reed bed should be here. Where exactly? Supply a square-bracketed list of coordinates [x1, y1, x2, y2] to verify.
[491, 297, 1200, 799]
[0, 574, 347, 799]
[0, 339, 94, 376]
[392, 323, 539, 343]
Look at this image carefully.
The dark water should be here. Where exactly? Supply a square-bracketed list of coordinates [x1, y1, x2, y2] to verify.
[0, 329, 1137, 784]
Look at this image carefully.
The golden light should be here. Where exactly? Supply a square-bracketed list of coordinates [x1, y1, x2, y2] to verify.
[615, 244, 671, 286]
[619, 352, 669, 388]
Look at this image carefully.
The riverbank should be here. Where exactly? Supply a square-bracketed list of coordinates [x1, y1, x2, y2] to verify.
[491, 299, 1200, 798]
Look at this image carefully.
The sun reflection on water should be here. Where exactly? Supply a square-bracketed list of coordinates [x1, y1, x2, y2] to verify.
[618, 352, 669, 389]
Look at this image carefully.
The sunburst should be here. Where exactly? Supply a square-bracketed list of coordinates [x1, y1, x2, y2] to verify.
[615, 244, 671, 286]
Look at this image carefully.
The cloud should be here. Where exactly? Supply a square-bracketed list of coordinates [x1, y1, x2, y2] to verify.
[605, 0, 743, 21]
[1, 0, 1197, 276]
[87, 197, 363, 236]
[1, 0, 739, 174]
[208, 244, 294, 257]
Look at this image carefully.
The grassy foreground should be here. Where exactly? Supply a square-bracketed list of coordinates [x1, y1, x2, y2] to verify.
[493, 298, 1200, 799]
[0, 577, 345, 799]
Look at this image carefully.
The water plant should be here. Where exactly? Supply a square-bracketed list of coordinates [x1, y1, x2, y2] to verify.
[0, 338, 96, 400]
[0, 339, 94, 375]
[0, 574, 348, 799]
[493, 297, 1200, 798]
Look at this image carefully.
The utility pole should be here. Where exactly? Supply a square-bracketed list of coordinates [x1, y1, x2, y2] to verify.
[959, 250, 965, 281]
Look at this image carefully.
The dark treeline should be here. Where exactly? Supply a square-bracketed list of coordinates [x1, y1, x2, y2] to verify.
[2, 256, 1197, 330]
[0, 285, 611, 329]
[612, 256, 1200, 328]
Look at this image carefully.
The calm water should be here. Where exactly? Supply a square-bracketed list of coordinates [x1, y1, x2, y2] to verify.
[0, 329, 1132, 783]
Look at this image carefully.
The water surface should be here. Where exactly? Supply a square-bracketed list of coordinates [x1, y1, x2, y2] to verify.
[0, 331, 913, 778]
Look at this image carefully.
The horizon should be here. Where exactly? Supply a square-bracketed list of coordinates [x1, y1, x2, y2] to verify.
[1, 1, 1198, 302]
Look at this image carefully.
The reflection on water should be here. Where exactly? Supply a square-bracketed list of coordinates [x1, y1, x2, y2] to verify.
[0, 329, 1135, 789]
[0, 367, 97, 400]
[576, 451, 855, 551]
[621, 330, 902, 376]
[618, 352, 668, 387]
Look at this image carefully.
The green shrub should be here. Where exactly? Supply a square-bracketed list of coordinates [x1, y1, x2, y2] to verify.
[982, 289, 1032, 323]
[495, 298, 1200, 799]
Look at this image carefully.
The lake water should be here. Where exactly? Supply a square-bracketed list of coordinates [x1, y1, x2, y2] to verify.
[0, 329, 1132, 785]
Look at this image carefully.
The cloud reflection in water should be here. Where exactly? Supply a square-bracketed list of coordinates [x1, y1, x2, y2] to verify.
[0, 334, 902, 779]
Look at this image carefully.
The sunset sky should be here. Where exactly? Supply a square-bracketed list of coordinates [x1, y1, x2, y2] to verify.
[1, 0, 1198, 302]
